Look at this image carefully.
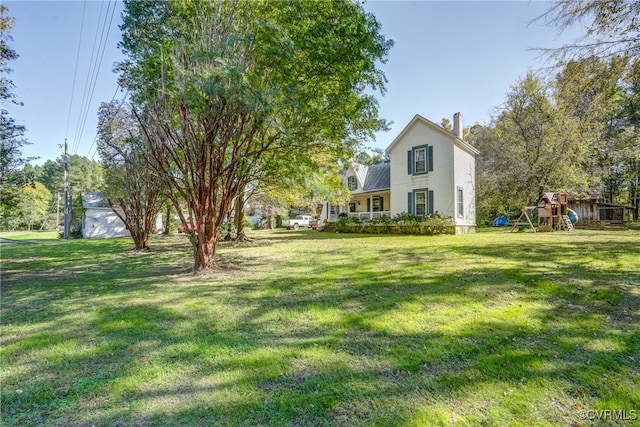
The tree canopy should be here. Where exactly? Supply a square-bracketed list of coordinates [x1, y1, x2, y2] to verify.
[537, 0, 640, 65]
[0, 4, 34, 215]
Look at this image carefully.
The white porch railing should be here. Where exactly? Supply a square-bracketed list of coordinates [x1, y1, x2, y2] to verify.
[348, 211, 391, 220]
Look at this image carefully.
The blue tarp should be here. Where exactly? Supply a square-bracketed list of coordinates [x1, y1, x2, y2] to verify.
[493, 216, 509, 227]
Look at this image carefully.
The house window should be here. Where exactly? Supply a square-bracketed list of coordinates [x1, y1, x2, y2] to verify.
[409, 188, 434, 216]
[349, 202, 357, 213]
[372, 196, 383, 212]
[414, 147, 427, 174]
[408, 145, 433, 175]
[415, 191, 426, 216]
[347, 176, 357, 190]
[457, 187, 464, 217]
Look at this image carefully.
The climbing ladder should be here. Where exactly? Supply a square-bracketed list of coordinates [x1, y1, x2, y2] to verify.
[561, 215, 574, 231]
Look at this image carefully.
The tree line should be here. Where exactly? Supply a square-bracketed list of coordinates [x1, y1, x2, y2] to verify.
[469, 57, 639, 224]
[2, 155, 104, 231]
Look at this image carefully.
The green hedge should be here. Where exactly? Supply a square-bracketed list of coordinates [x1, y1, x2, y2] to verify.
[332, 213, 455, 235]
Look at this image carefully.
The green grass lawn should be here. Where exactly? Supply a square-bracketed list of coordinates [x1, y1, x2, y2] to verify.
[1, 229, 639, 426]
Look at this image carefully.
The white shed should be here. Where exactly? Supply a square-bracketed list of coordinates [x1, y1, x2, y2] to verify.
[82, 192, 163, 238]
[82, 193, 130, 238]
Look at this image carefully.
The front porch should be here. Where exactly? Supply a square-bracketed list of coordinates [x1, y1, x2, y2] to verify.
[323, 191, 391, 222]
[326, 211, 391, 222]
[346, 191, 391, 221]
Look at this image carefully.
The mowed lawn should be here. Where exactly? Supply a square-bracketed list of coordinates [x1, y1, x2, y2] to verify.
[1, 229, 638, 426]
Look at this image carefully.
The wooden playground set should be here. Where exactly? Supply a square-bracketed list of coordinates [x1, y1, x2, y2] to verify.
[510, 192, 574, 232]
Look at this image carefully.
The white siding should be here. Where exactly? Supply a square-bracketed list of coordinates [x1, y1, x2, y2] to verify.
[345, 163, 367, 195]
[386, 114, 478, 232]
[83, 208, 130, 238]
[453, 144, 476, 226]
[83, 208, 164, 238]
[389, 120, 455, 217]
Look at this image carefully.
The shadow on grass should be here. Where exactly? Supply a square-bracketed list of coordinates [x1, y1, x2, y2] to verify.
[1, 231, 638, 426]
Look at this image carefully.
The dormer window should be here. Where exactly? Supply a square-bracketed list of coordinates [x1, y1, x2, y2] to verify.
[347, 175, 358, 190]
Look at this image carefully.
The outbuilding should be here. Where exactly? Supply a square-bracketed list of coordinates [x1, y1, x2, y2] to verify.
[82, 192, 163, 238]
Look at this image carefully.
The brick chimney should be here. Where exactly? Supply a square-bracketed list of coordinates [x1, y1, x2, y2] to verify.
[453, 112, 463, 139]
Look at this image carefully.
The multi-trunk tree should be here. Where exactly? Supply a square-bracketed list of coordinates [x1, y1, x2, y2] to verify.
[492, 72, 587, 205]
[96, 100, 163, 250]
[119, 0, 392, 271]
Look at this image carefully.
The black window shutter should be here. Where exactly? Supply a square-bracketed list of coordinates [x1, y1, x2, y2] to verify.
[428, 190, 434, 215]
[428, 145, 434, 172]
[366, 198, 371, 212]
[407, 150, 412, 175]
[379, 196, 384, 212]
[407, 192, 413, 215]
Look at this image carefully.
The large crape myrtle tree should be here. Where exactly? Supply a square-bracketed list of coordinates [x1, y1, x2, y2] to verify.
[118, 0, 392, 271]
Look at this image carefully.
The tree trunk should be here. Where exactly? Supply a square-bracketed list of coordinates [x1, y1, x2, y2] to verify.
[164, 204, 171, 234]
[132, 229, 148, 250]
[193, 230, 218, 271]
[233, 193, 250, 241]
[107, 197, 155, 251]
[266, 207, 273, 229]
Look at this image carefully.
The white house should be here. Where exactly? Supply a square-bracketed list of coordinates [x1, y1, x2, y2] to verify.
[320, 113, 479, 234]
[82, 192, 163, 238]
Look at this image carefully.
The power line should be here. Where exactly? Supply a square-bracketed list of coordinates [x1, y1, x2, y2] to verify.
[70, 0, 106, 153]
[71, 0, 117, 155]
[73, 0, 117, 154]
[64, 0, 87, 139]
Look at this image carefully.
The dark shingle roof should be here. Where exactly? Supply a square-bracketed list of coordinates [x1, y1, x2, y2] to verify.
[362, 163, 390, 191]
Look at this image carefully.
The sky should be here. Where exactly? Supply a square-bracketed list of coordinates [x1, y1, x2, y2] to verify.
[4, 1, 584, 166]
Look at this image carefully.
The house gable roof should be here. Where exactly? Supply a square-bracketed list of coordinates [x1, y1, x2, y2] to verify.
[350, 163, 368, 188]
[384, 114, 480, 156]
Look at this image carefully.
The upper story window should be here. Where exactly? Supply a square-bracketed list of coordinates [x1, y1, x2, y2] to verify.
[414, 147, 426, 174]
[347, 175, 358, 190]
[408, 144, 433, 175]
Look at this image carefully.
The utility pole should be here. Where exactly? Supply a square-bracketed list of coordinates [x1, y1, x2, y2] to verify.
[56, 192, 60, 231]
[63, 138, 70, 239]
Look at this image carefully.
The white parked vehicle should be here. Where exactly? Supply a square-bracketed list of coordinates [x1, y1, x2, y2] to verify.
[282, 215, 315, 230]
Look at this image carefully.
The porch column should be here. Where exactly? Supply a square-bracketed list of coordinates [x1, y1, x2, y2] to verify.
[370, 195, 373, 219]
